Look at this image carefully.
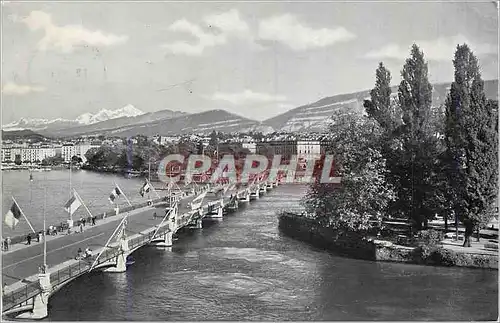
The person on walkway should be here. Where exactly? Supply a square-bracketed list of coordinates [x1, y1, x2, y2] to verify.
[76, 248, 83, 259]
[79, 222, 84, 233]
[6, 237, 11, 251]
[2, 239, 6, 251]
[27, 234, 32, 245]
[91, 215, 96, 226]
[37, 232, 41, 243]
[82, 217, 86, 227]
[85, 247, 93, 258]
[153, 211, 157, 219]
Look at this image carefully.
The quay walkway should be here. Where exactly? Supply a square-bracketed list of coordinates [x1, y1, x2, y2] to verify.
[1, 177, 282, 320]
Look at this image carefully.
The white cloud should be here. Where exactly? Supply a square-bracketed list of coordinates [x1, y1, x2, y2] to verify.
[204, 9, 249, 34]
[20, 11, 128, 53]
[2, 82, 45, 95]
[207, 90, 287, 105]
[258, 14, 356, 51]
[163, 9, 250, 56]
[365, 34, 498, 61]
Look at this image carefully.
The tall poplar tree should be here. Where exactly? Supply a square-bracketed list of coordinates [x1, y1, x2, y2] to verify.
[397, 44, 440, 230]
[444, 44, 498, 247]
[364, 63, 403, 218]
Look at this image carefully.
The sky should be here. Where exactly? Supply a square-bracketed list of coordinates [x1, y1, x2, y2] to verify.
[1, 1, 498, 124]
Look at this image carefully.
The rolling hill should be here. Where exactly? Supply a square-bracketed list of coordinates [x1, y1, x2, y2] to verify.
[263, 80, 499, 132]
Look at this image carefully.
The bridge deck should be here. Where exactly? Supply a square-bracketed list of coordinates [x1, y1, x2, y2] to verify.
[1, 179, 280, 315]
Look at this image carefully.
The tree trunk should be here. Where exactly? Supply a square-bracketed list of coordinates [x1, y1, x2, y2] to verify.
[444, 214, 448, 231]
[463, 220, 473, 247]
[455, 213, 459, 242]
[476, 227, 480, 242]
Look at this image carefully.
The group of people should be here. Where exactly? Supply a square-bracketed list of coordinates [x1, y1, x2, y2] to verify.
[75, 247, 93, 260]
[77, 215, 98, 233]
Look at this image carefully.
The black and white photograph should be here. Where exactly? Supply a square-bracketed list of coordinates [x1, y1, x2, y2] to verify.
[1, 1, 498, 321]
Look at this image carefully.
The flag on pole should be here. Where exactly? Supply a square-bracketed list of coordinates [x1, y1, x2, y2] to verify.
[4, 201, 22, 229]
[109, 186, 122, 204]
[190, 191, 207, 210]
[139, 181, 151, 197]
[64, 192, 82, 215]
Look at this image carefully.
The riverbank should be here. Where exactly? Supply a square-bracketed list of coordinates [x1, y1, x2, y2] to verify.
[278, 212, 498, 270]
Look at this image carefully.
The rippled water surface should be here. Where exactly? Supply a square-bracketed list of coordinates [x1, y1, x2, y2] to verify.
[14, 181, 497, 321]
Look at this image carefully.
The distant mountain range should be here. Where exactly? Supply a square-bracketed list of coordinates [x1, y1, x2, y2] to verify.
[3, 104, 146, 132]
[2, 80, 498, 138]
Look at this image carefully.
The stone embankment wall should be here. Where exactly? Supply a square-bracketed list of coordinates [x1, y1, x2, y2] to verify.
[278, 212, 498, 270]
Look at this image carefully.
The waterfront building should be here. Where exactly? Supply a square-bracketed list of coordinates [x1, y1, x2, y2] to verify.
[256, 137, 297, 159]
[297, 140, 321, 163]
[61, 144, 77, 162]
[242, 142, 257, 153]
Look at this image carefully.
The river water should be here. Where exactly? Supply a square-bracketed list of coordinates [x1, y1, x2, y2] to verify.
[3, 171, 498, 320]
[2, 170, 149, 236]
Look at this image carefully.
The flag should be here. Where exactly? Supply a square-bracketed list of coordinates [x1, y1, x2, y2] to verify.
[108, 186, 122, 204]
[4, 202, 22, 229]
[64, 192, 82, 215]
[190, 191, 207, 210]
[139, 181, 151, 197]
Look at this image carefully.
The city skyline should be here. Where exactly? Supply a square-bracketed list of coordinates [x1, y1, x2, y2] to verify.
[1, 1, 498, 125]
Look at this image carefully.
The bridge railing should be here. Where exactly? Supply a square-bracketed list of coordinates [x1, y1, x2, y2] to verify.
[2, 280, 40, 312]
[2, 246, 125, 312]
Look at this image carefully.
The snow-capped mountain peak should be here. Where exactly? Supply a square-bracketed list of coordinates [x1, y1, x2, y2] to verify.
[77, 104, 144, 125]
[3, 104, 145, 131]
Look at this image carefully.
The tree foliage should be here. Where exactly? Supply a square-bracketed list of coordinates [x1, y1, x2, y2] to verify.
[444, 44, 498, 247]
[395, 44, 442, 229]
[302, 114, 396, 234]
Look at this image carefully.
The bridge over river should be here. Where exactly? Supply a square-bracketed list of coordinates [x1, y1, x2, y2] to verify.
[2, 177, 281, 320]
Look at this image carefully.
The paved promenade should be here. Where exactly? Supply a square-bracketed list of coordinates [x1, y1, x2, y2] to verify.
[2, 192, 202, 288]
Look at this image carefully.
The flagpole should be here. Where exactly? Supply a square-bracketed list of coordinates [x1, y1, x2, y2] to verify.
[89, 215, 128, 272]
[114, 182, 133, 207]
[149, 205, 176, 243]
[147, 178, 161, 199]
[11, 197, 36, 234]
[69, 158, 72, 224]
[43, 187, 47, 269]
[73, 189, 94, 219]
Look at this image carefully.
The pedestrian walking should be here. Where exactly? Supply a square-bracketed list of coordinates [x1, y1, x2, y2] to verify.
[27, 234, 32, 245]
[79, 222, 84, 233]
[6, 237, 11, 251]
[82, 217, 86, 227]
[37, 231, 42, 243]
[2, 239, 6, 251]
[91, 216, 96, 226]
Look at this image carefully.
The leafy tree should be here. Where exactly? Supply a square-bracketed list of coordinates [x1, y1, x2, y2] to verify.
[209, 130, 218, 147]
[364, 63, 404, 220]
[396, 44, 441, 230]
[71, 155, 83, 164]
[302, 113, 396, 235]
[42, 154, 64, 166]
[444, 44, 498, 247]
[85, 145, 121, 169]
[364, 62, 400, 132]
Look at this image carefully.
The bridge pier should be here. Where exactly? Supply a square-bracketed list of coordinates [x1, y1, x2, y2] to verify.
[250, 188, 260, 200]
[208, 199, 224, 219]
[104, 239, 129, 273]
[15, 273, 51, 320]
